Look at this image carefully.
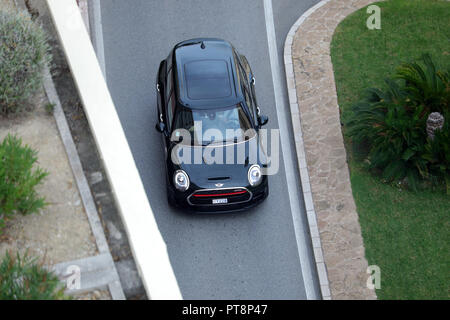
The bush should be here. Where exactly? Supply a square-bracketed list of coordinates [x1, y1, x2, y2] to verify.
[0, 251, 66, 300]
[395, 54, 449, 114]
[0, 134, 48, 232]
[0, 9, 51, 115]
[345, 55, 449, 191]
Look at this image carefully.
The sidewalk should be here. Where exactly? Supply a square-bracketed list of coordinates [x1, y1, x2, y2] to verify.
[1, 0, 125, 299]
[285, 0, 378, 299]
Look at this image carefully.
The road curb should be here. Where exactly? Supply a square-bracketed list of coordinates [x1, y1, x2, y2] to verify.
[283, 0, 333, 300]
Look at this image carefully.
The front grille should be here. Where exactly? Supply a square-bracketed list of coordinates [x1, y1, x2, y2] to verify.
[188, 188, 251, 206]
[207, 176, 230, 181]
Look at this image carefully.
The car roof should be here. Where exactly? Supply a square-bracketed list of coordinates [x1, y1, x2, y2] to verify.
[173, 38, 243, 109]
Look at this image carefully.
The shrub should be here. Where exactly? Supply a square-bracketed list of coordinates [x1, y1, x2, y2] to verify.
[345, 55, 449, 191]
[44, 102, 55, 114]
[0, 251, 66, 300]
[395, 54, 449, 114]
[0, 134, 48, 232]
[346, 85, 428, 190]
[0, 9, 51, 115]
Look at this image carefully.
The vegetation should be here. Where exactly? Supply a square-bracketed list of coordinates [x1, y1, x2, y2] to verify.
[0, 251, 66, 300]
[0, 134, 48, 233]
[345, 54, 449, 191]
[0, 9, 51, 115]
[44, 102, 55, 114]
[395, 54, 449, 115]
[0, 8, 67, 302]
[352, 164, 450, 299]
[330, 0, 450, 299]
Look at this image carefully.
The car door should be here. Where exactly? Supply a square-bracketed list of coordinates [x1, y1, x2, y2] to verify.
[236, 56, 258, 126]
[163, 66, 179, 159]
[239, 54, 253, 85]
[239, 54, 260, 119]
[156, 60, 166, 121]
[165, 67, 176, 131]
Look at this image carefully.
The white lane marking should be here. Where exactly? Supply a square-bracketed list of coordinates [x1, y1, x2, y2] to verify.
[263, 0, 319, 300]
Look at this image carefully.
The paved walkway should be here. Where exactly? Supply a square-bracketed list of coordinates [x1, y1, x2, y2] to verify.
[285, 0, 378, 299]
[3, 0, 126, 299]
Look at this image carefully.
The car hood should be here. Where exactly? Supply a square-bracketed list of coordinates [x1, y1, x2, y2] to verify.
[168, 138, 267, 189]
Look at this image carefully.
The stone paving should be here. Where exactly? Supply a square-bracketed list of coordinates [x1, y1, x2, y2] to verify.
[286, 0, 378, 299]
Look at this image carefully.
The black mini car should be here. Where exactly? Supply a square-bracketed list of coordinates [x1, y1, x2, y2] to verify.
[155, 38, 269, 213]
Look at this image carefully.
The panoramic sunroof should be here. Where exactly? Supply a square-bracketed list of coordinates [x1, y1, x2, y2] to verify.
[184, 59, 232, 100]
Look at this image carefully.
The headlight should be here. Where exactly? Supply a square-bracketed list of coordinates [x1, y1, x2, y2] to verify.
[248, 164, 262, 186]
[174, 170, 190, 191]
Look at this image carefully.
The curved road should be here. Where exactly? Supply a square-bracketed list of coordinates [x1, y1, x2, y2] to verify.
[98, 0, 320, 299]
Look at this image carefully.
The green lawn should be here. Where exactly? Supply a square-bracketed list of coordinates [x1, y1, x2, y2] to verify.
[330, 0, 450, 299]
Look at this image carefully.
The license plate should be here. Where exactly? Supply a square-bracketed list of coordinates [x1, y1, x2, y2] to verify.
[212, 198, 228, 204]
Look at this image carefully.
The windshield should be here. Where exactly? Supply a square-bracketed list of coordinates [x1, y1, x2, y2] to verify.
[172, 104, 254, 145]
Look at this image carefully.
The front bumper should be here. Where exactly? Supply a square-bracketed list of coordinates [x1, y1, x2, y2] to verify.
[168, 180, 269, 213]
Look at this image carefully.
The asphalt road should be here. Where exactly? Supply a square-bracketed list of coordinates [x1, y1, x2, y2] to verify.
[99, 0, 320, 299]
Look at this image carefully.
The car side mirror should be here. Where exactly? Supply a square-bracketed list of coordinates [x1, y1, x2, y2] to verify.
[155, 122, 166, 133]
[258, 115, 268, 127]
